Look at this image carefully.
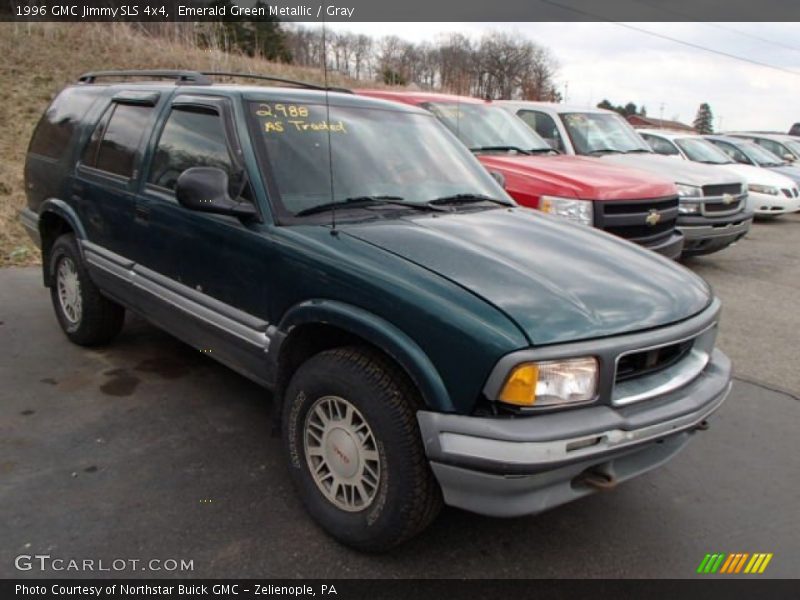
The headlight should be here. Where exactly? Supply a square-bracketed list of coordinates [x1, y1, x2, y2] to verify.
[539, 196, 593, 226]
[678, 199, 700, 214]
[748, 184, 779, 196]
[676, 184, 702, 198]
[498, 357, 599, 407]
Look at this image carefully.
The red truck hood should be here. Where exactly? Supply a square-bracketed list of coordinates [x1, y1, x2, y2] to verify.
[478, 154, 676, 200]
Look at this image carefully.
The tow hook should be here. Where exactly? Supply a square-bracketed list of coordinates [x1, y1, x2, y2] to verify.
[577, 470, 618, 491]
[694, 419, 710, 431]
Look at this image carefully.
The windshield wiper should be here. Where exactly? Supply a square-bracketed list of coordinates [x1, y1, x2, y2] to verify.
[528, 147, 560, 155]
[587, 147, 622, 155]
[295, 195, 430, 217]
[622, 149, 652, 154]
[469, 145, 532, 155]
[426, 193, 513, 208]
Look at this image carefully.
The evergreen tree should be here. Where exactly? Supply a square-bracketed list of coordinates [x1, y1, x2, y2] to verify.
[694, 103, 714, 134]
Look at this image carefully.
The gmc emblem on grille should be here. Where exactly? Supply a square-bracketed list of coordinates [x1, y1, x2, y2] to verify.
[645, 209, 662, 226]
[722, 193, 735, 204]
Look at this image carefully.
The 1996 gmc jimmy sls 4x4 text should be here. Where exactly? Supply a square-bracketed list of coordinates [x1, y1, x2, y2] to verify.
[21, 71, 732, 551]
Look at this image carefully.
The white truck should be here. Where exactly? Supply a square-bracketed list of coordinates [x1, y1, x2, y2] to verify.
[498, 102, 753, 257]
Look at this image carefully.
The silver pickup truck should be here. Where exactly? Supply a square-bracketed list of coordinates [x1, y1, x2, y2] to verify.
[499, 102, 754, 257]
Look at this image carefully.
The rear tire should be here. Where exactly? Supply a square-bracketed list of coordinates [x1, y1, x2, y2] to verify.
[49, 234, 125, 346]
[282, 346, 442, 552]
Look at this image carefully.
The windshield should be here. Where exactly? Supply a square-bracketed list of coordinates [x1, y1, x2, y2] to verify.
[424, 102, 551, 152]
[740, 141, 785, 166]
[560, 112, 652, 154]
[784, 139, 800, 157]
[675, 138, 733, 164]
[247, 101, 509, 218]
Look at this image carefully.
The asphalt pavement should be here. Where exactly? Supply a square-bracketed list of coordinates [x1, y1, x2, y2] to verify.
[1, 215, 799, 578]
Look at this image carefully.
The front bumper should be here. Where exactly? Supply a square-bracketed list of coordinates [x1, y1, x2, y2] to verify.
[678, 211, 752, 256]
[417, 348, 731, 517]
[749, 191, 800, 216]
[643, 230, 684, 260]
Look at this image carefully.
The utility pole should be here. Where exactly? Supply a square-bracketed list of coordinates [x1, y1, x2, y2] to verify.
[659, 102, 665, 128]
[563, 81, 569, 103]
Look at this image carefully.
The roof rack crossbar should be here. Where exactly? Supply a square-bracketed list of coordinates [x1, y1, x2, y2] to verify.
[199, 71, 353, 94]
[78, 70, 213, 85]
[77, 70, 353, 93]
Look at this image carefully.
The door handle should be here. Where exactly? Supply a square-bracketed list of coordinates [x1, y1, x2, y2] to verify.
[134, 203, 150, 223]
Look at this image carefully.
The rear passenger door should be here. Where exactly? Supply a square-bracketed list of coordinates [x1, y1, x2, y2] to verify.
[75, 94, 158, 259]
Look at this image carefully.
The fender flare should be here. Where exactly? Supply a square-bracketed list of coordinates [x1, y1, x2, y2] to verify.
[39, 198, 88, 240]
[37, 199, 89, 285]
[276, 299, 454, 412]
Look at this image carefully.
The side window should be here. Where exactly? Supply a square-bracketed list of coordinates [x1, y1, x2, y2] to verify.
[94, 104, 152, 177]
[642, 134, 680, 156]
[29, 87, 102, 159]
[81, 103, 152, 177]
[757, 139, 784, 157]
[517, 110, 564, 151]
[148, 107, 234, 192]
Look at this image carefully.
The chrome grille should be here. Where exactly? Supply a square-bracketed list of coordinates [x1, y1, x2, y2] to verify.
[702, 183, 742, 197]
[594, 196, 679, 246]
[612, 324, 718, 406]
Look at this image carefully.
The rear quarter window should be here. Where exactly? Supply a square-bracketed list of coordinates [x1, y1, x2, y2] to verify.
[28, 87, 103, 159]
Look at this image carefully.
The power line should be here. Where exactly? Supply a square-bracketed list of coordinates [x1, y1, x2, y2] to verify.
[538, 0, 800, 77]
[625, 0, 800, 54]
[703, 22, 800, 55]
[612, 22, 800, 77]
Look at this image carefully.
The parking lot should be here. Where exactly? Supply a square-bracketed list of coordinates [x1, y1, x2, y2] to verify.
[1, 214, 799, 579]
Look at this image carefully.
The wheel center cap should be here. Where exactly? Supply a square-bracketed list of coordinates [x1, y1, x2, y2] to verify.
[325, 427, 359, 479]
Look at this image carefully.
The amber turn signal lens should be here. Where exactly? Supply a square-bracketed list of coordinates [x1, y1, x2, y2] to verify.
[498, 364, 539, 406]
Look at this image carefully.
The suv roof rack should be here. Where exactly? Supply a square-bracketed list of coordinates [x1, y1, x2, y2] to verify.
[77, 70, 352, 93]
[78, 70, 214, 85]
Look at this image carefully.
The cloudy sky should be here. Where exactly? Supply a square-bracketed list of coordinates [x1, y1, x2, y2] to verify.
[321, 22, 800, 131]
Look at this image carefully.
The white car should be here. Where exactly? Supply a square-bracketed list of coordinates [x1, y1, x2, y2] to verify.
[496, 101, 753, 257]
[638, 129, 800, 217]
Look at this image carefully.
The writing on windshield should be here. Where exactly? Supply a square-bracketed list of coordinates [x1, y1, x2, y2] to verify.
[561, 112, 651, 155]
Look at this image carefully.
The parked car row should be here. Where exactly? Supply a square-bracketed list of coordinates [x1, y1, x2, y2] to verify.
[364, 93, 767, 258]
[21, 71, 735, 551]
[637, 129, 800, 217]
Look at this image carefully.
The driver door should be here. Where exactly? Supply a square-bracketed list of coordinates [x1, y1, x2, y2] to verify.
[136, 95, 277, 380]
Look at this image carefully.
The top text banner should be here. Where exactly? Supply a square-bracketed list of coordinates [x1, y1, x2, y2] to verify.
[3, 0, 800, 22]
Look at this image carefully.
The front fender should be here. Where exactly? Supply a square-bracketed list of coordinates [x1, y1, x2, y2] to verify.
[277, 299, 454, 412]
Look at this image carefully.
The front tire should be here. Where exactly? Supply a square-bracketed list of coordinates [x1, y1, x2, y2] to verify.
[49, 234, 125, 346]
[282, 346, 442, 551]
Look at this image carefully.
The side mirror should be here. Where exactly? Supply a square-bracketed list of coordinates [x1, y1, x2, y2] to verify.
[489, 170, 506, 188]
[784, 153, 795, 162]
[175, 167, 258, 219]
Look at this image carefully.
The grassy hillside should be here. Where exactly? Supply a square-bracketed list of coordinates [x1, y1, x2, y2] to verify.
[0, 23, 359, 266]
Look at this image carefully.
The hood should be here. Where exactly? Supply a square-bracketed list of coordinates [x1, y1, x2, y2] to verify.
[767, 164, 800, 185]
[715, 163, 798, 188]
[600, 153, 746, 187]
[340, 208, 711, 345]
[478, 154, 676, 200]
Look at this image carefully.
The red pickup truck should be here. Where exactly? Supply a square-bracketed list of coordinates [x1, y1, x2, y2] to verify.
[358, 91, 684, 259]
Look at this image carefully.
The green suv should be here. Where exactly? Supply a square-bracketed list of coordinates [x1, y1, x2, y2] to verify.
[21, 71, 731, 551]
